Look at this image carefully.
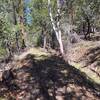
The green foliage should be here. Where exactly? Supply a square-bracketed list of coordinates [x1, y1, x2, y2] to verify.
[0, 0, 100, 56]
[0, 47, 6, 57]
[25, 0, 53, 46]
[0, 0, 18, 56]
[64, 0, 100, 32]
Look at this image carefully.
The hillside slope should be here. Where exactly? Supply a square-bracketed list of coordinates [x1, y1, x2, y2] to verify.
[0, 47, 99, 100]
[67, 41, 100, 84]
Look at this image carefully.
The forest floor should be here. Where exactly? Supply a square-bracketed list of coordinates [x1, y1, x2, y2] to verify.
[0, 45, 100, 100]
[67, 41, 100, 84]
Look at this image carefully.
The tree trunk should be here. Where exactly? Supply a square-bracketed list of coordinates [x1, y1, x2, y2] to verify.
[43, 35, 47, 50]
[48, 0, 64, 54]
[84, 16, 91, 39]
[18, 0, 27, 49]
[12, 0, 19, 52]
[87, 17, 91, 38]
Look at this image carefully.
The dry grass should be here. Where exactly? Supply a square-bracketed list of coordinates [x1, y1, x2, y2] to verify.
[14, 48, 51, 61]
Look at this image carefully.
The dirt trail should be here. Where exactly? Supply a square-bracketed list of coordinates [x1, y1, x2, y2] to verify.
[0, 48, 100, 100]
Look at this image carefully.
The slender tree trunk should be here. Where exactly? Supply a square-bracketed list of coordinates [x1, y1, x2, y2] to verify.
[18, 0, 27, 49]
[48, 0, 64, 54]
[43, 35, 47, 50]
[12, 1, 17, 25]
[57, 0, 64, 54]
[87, 18, 91, 38]
[12, 0, 19, 52]
[84, 16, 91, 39]
[41, 23, 47, 50]
[82, 22, 86, 34]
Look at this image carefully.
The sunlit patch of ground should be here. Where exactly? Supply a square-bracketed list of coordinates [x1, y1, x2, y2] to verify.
[67, 41, 100, 84]
[14, 48, 51, 61]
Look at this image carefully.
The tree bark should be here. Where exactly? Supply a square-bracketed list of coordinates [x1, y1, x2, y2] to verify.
[84, 15, 92, 40]
[18, 0, 27, 49]
[12, 0, 19, 52]
[48, 0, 64, 54]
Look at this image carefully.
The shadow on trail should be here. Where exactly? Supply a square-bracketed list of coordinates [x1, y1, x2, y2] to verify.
[0, 54, 100, 100]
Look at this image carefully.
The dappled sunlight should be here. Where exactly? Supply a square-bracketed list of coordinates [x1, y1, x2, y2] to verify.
[67, 41, 100, 84]
[0, 0, 100, 99]
[0, 52, 99, 100]
[14, 48, 51, 61]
